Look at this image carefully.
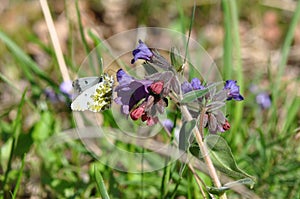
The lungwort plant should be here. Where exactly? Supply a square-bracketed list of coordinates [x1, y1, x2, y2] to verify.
[74, 39, 256, 198]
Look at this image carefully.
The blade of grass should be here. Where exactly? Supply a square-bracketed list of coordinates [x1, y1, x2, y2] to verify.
[227, 0, 244, 139]
[0, 30, 58, 89]
[184, 1, 196, 64]
[160, 158, 171, 199]
[88, 30, 104, 73]
[94, 165, 110, 199]
[177, 0, 197, 76]
[75, 0, 96, 75]
[141, 148, 144, 199]
[87, 30, 128, 72]
[272, 0, 300, 117]
[222, 0, 233, 79]
[281, 94, 300, 135]
[2, 89, 27, 191]
[12, 154, 26, 199]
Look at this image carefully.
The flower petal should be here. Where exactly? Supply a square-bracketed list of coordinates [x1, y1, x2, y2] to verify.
[131, 40, 153, 64]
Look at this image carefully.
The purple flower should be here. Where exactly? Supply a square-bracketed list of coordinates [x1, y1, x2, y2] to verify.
[223, 80, 244, 101]
[131, 40, 153, 64]
[114, 69, 169, 126]
[181, 78, 205, 94]
[114, 69, 153, 114]
[256, 92, 271, 109]
[191, 78, 205, 90]
[162, 119, 174, 133]
[181, 81, 193, 94]
[116, 68, 133, 83]
[59, 80, 73, 98]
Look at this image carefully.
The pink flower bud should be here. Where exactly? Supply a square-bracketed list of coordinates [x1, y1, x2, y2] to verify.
[149, 81, 164, 94]
[222, 120, 231, 131]
[130, 106, 145, 120]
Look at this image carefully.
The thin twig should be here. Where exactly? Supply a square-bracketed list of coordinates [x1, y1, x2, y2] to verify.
[181, 105, 227, 199]
[39, 0, 70, 82]
[188, 164, 207, 199]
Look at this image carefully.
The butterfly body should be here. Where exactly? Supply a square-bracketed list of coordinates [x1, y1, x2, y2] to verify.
[71, 74, 114, 112]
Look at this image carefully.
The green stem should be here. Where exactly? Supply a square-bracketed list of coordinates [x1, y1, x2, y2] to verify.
[222, 0, 233, 79]
[228, 0, 244, 136]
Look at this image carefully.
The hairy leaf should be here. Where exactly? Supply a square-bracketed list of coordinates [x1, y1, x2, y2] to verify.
[179, 119, 196, 151]
[205, 135, 255, 181]
[170, 47, 183, 72]
[181, 88, 209, 104]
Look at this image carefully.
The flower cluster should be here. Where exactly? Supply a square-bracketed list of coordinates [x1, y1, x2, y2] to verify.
[114, 69, 171, 126]
[114, 39, 244, 134]
[182, 78, 244, 133]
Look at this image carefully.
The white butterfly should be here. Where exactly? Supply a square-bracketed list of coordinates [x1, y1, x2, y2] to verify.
[71, 74, 114, 112]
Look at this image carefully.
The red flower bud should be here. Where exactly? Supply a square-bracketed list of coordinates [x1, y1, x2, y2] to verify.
[149, 81, 164, 94]
[130, 106, 145, 120]
[222, 120, 231, 131]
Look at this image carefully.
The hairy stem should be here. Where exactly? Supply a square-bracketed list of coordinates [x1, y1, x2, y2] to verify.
[181, 105, 227, 199]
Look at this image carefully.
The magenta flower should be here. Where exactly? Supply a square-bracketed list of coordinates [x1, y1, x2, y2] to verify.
[223, 80, 244, 101]
[131, 40, 153, 64]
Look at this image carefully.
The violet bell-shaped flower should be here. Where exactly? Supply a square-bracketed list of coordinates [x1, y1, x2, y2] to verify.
[191, 78, 205, 90]
[181, 77, 205, 94]
[131, 40, 153, 64]
[114, 69, 153, 114]
[114, 69, 169, 126]
[223, 80, 244, 101]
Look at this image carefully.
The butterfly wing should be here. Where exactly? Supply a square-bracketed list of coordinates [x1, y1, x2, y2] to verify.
[72, 77, 102, 95]
[71, 74, 114, 112]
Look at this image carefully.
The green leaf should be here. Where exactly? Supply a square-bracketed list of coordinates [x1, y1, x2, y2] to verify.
[12, 154, 26, 199]
[2, 89, 27, 191]
[181, 82, 223, 104]
[207, 178, 256, 196]
[181, 88, 209, 104]
[14, 132, 33, 157]
[223, 178, 256, 189]
[204, 135, 256, 181]
[170, 47, 183, 72]
[179, 120, 196, 151]
[32, 111, 53, 142]
[94, 165, 110, 199]
[206, 186, 228, 195]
